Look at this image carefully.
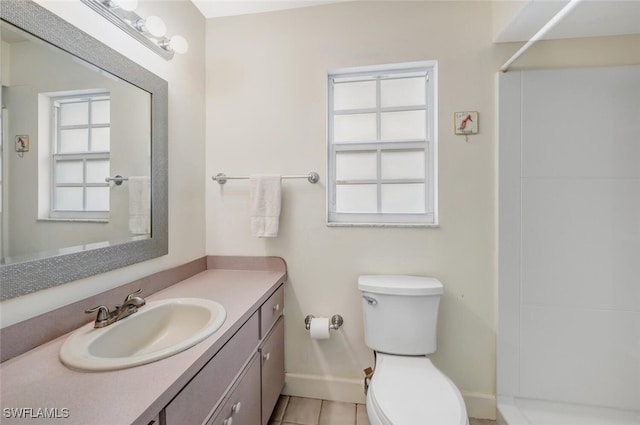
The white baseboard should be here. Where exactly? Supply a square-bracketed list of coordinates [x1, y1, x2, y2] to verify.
[283, 373, 496, 420]
[283, 373, 366, 404]
[463, 391, 497, 420]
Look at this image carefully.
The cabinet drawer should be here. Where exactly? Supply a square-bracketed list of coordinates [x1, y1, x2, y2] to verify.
[164, 313, 259, 425]
[260, 285, 284, 338]
[260, 316, 285, 425]
[207, 353, 261, 425]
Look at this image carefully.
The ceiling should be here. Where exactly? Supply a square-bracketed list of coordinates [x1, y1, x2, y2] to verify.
[192, 0, 640, 42]
[191, 0, 347, 18]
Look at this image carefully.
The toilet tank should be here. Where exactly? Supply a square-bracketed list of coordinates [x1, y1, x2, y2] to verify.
[358, 275, 443, 355]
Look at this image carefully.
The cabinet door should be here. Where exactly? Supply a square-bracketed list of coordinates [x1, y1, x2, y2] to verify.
[207, 353, 261, 425]
[260, 316, 285, 425]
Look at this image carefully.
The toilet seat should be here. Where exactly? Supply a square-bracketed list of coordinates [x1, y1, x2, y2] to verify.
[366, 353, 468, 425]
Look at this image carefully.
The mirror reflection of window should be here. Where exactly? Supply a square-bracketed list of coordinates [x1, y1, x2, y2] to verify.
[50, 92, 111, 220]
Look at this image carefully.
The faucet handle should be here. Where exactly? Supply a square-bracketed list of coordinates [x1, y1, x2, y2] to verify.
[124, 289, 143, 302]
[85, 305, 110, 322]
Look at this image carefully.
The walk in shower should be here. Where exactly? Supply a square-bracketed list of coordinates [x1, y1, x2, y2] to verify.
[497, 65, 640, 425]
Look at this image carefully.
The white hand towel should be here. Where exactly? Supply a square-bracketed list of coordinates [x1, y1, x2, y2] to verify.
[129, 176, 150, 235]
[249, 175, 282, 237]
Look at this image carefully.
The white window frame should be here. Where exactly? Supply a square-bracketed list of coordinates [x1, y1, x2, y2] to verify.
[327, 61, 438, 227]
[50, 93, 110, 220]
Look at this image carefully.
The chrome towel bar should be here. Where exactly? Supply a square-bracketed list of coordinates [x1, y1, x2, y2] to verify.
[212, 172, 319, 185]
[105, 175, 128, 186]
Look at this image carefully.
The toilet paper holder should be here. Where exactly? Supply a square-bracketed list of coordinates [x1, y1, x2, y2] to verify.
[304, 314, 343, 331]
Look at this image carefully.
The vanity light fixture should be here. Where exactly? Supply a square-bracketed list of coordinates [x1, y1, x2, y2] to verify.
[80, 0, 189, 60]
[133, 15, 167, 38]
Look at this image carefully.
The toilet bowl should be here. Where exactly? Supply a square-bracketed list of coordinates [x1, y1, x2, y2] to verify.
[358, 275, 468, 425]
[366, 353, 468, 425]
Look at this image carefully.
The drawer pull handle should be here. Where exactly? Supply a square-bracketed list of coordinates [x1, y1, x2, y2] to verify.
[223, 417, 233, 425]
[272, 304, 280, 313]
[263, 352, 271, 362]
[232, 402, 242, 414]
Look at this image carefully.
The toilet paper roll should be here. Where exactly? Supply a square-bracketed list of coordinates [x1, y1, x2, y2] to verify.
[309, 317, 330, 339]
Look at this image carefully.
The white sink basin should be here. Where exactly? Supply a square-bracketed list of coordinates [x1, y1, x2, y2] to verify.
[60, 298, 226, 372]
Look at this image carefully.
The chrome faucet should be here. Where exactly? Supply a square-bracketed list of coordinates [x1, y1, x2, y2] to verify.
[85, 289, 146, 328]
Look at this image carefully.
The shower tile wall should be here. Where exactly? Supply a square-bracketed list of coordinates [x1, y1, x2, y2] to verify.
[498, 66, 640, 411]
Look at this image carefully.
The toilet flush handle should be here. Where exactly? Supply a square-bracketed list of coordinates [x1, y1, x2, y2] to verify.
[362, 295, 378, 306]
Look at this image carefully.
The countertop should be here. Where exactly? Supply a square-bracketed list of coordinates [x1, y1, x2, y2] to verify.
[0, 267, 286, 425]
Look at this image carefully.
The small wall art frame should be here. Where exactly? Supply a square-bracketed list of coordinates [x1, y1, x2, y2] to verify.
[454, 111, 479, 135]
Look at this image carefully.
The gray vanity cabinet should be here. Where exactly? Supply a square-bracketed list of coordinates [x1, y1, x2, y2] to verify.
[162, 284, 285, 425]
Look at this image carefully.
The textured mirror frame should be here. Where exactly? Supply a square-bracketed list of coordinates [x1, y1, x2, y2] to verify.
[0, 0, 168, 300]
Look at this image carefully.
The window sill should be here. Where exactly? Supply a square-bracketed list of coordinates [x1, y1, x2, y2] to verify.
[326, 222, 439, 228]
[38, 218, 109, 224]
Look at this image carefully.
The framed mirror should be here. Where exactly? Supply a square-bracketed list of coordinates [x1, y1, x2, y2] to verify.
[0, 0, 168, 300]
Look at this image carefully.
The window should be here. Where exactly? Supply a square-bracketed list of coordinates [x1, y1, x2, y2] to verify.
[50, 93, 110, 220]
[327, 61, 437, 226]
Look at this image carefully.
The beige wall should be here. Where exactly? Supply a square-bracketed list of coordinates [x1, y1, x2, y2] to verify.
[206, 1, 499, 417]
[492, 0, 529, 41]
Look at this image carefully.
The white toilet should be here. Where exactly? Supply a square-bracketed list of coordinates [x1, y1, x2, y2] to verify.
[358, 275, 468, 425]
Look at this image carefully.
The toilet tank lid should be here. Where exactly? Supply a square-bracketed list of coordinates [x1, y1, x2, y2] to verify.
[358, 275, 443, 295]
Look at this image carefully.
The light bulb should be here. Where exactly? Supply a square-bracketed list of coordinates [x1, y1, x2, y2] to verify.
[169, 35, 189, 54]
[144, 16, 166, 38]
[115, 0, 137, 11]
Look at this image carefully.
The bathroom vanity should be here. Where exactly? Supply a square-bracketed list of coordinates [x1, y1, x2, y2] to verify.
[0, 257, 286, 425]
[163, 283, 284, 425]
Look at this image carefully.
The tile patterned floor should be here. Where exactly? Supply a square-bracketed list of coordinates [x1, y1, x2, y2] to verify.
[269, 395, 497, 425]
